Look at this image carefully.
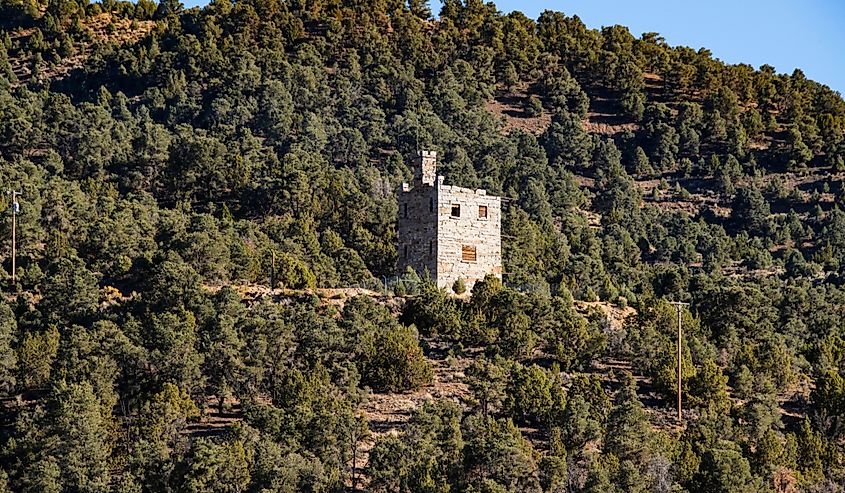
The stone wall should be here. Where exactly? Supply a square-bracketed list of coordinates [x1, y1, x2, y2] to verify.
[397, 183, 438, 280]
[435, 178, 502, 292]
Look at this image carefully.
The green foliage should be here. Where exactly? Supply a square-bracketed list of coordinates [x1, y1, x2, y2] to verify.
[732, 187, 771, 236]
[693, 447, 758, 493]
[687, 359, 731, 413]
[16, 326, 60, 389]
[274, 252, 317, 289]
[625, 296, 698, 400]
[203, 288, 247, 412]
[545, 300, 606, 371]
[538, 432, 568, 493]
[594, 139, 642, 230]
[369, 401, 463, 493]
[541, 108, 593, 168]
[244, 363, 365, 489]
[345, 296, 433, 392]
[0, 1, 843, 490]
[524, 95, 543, 117]
[811, 370, 845, 438]
[8, 381, 113, 493]
[363, 324, 432, 391]
[177, 438, 250, 493]
[465, 356, 508, 420]
[739, 376, 783, 443]
[38, 255, 100, 325]
[140, 382, 200, 447]
[0, 301, 17, 396]
[560, 374, 609, 449]
[244, 433, 331, 493]
[504, 362, 566, 427]
[604, 373, 652, 465]
[452, 277, 466, 295]
[402, 282, 464, 337]
[462, 414, 542, 492]
[632, 145, 653, 176]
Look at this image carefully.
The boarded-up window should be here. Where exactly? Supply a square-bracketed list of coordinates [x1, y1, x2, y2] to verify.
[478, 205, 488, 218]
[451, 204, 461, 217]
[462, 245, 477, 262]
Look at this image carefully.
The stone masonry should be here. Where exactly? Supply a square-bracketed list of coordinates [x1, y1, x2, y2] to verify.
[397, 150, 502, 293]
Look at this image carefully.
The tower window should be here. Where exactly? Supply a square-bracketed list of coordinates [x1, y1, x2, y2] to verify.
[451, 204, 461, 217]
[461, 245, 477, 262]
[404, 245, 408, 258]
[478, 205, 488, 218]
[429, 240, 434, 256]
[430, 197, 434, 212]
[402, 203, 408, 218]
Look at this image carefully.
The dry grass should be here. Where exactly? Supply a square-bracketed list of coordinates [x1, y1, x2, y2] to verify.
[485, 95, 552, 135]
[9, 13, 154, 85]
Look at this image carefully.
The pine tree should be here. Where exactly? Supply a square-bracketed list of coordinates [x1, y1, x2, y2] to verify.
[604, 372, 651, 464]
[0, 301, 16, 397]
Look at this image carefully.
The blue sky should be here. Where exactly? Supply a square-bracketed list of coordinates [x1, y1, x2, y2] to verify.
[182, 0, 845, 95]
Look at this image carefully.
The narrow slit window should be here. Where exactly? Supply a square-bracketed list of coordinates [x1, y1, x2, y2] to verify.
[478, 205, 488, 218]
[429, 197, 434, 212]
[451, 204, 461, 217]
[461, 245, 477, 262]
[403, 245, 408, 258]
[429, 240, 434, 256]
[402, 203, 408, 218]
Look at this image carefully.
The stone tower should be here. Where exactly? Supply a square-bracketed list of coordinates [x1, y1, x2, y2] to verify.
[415, 150, 437, 186]
[397, 150, 502, 293]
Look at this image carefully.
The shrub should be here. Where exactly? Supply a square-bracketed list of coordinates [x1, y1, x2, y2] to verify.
[524, 96, 543, 117]
[362, 325, 433, 392]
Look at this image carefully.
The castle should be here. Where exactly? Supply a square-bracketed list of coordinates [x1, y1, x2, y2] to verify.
[397, 150, 502, 293]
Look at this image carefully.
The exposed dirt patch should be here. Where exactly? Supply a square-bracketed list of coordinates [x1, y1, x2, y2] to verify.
[8, 13, 154, 85]
[362, 357, 470, 439]
[582, 117, 639, 136]
[185, 396, 247, 439]
[485, 93, 552, 135]
[583, 93, 640, 135]
[575, 300, 635, 331]
[353, 352, 471, 489]
[205, 282, 385, 304]
[86, 13, 155, 45]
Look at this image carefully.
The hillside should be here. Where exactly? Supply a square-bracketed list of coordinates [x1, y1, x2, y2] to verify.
[1, 0, 845, 492]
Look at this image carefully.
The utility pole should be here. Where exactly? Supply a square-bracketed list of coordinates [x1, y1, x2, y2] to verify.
[669, 301, 690, 421]
[7, 190, 21, 285]
[270, 249, 276, 289]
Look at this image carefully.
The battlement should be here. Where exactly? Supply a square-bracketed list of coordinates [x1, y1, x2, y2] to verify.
[438, 184, 488, 196]
[415, 150, 437, 186]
